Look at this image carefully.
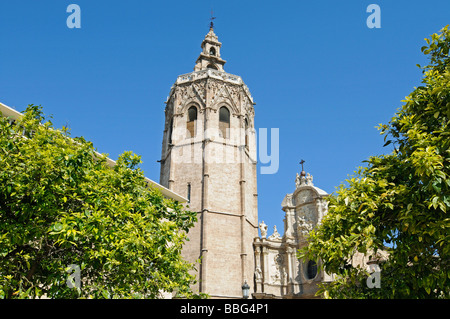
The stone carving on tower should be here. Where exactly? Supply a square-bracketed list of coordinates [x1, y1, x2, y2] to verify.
[159, 25, 258, 299]
[253, 164, 332, 299]
[259, 221, 268, 238]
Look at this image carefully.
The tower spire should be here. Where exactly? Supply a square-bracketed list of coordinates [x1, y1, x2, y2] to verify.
[194, 19, 226, 72]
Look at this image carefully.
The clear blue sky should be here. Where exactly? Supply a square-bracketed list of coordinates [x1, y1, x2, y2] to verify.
[1, 0, 449, 235]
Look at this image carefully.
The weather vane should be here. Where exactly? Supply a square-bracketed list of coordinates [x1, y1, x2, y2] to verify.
[210, 9, 216, 29]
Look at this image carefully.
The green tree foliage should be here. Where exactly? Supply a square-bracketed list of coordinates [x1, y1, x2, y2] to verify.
[0, 105, 200, 298]
[301, 26, 450, 299]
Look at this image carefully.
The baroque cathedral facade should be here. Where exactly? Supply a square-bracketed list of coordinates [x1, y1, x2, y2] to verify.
[159, 26, 330, 299]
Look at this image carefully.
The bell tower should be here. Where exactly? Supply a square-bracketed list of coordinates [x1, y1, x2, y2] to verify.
[159, 25, 258, 298]
[194, 26, 226, 72]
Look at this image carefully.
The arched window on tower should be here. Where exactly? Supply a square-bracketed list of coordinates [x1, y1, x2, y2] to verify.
[168, 117, 173, 145]
[209, 47, 216, 56]
[187, 106, 197, 138]
[219, 106, 230, 139]
[207, 63, 218, 70]
[187, 183, 191, 203]
[306, 260, 318, 280]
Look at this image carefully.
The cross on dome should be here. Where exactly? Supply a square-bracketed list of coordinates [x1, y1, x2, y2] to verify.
[194, 19, 227, 72]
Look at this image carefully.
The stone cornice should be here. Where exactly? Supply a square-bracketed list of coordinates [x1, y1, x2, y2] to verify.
[170, 69, 255, 105]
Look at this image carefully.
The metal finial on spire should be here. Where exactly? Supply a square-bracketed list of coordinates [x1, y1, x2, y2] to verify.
[299, 159, 306, 176]
[210, 9, 216, 29]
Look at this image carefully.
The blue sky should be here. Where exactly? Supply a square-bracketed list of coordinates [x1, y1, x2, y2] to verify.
[1, 0, 449, 235]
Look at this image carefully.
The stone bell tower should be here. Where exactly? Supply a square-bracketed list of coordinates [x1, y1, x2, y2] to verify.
[159, 25, 258, 298]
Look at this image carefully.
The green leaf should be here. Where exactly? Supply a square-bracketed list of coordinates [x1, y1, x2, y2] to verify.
[52, 223, 63, 232]
[101, 289, 110, 299]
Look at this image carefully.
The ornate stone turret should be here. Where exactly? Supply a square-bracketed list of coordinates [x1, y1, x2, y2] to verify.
[283, 170, 328, 241]
[194, 26, 227, 72]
